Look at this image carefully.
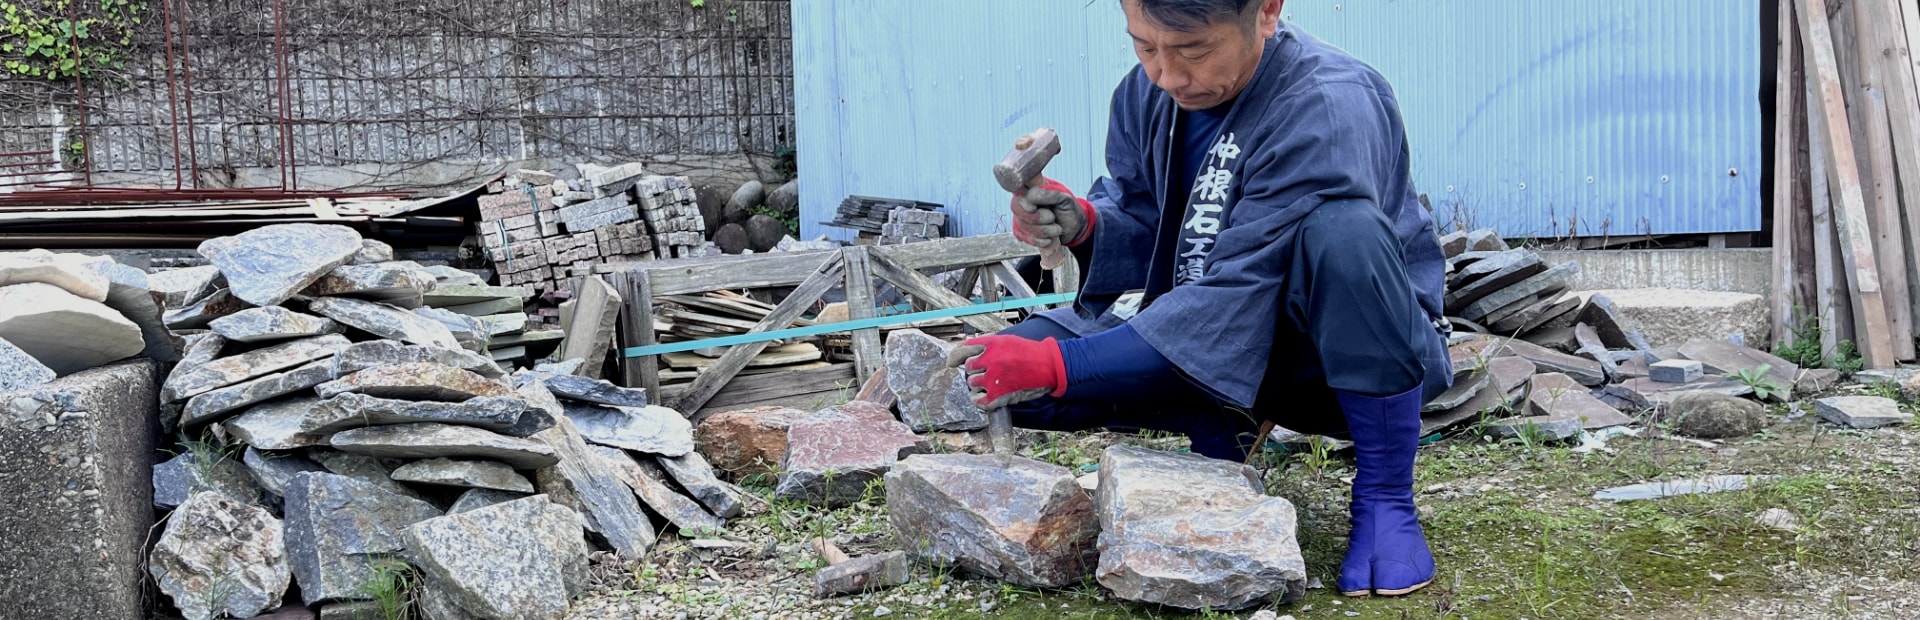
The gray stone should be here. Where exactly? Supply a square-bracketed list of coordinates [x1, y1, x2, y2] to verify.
[1462, 262, 1580, 323]
[448, 488, 528, 514]
[1516, 293, 1586, 334]
[412, 307, 491, 353]
[1094, 445, 1305, 610]
[163, 333, 349, 403]
[404, 495, 588, 620]
[0, 360, 158, 619]
[561, 402, 694, 456]
[930, 430, 996, 454]
[886, 454, 1099, 588]
[436, 297, 523, 318]
[1605, 376, 1755, 411]
[422, 266, 486, 287]
[885, 329, 988, 432]
[1444, 250, 1545, 313]
[774, 403, 930, 508]
[415, 577, 478, 620]
[1437, 230, 1469, 258]
[0, 336, 55, 392]
[1661, 392, 1769, 439]
[766, 180, 800, 214]
[83, 258, 183, 362]
[694, 405, 806, 480]
[331, 423, 560, 469]
[1480, 411, 1584, 441]
[1421, 373, 1516, 436]
[1756, 508, 1800, 531]
[317, 601, 380, 620]
[349, 239, 395, 265]
[1593, 475, 1779, 501]
[556, 276, 622, 379]
[1497, 338, 1606, 386]
[1465, 228, 1507, 252]
[153, 449, 263, 510]
[209, 307, 341, 343]
[163, 288, 249, 330]
[656, 451, 745, 518]
[308, 451, 420, 500]
[1678, 338, 1799, 401]
[541, 373, 649, 408]
[283, 472, 443, 605]
[1572, 323, 1622, 381]
[331, 339, 504, 379]
[391, 458, 535, 493]
[200, 223, 365, 307]
[324, 393, 530, 432]
[0, 282, 144, 375]
[506, 379, 562, 437]
[1651, 359, 1704, 384]
[1422, 368, 1490, 413]
[181, 360, 336, 426]
[1525, 373, 1633, 430]
[1797, 368, 1843, 393]
[1488, 355, 1536, 397]
[1522, 324, 1579, 353]
[149, 265, 226, 308]
[423, 285, 530, 307]
[478, 313, 525, 337]
[726, 180, 766, 224]
[149, 492, 291, 620]
[814, 551, 912, 599]
[1814, 396, 1911, 429]
[315, 362, 516, 402]
[225, 397, 349, 450]
[534, 358, 585, 375]
[1577, 293, 1657, 352]
[1590, 288, 1771, 350]
[1487, 291, 1576, 334]
[1854, 368, 1920, 385]
[746, 215, 787, 252]
[242, 447, 328, 499]
[531, 417, 656, 558]
[714, 223, 750, 254]
[308, 297, 460, 349]
[594, 446, 726, 535]
[0, 249, 109, 300]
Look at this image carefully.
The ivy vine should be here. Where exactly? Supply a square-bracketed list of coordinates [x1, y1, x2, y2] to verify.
[1, 0, 145, 80]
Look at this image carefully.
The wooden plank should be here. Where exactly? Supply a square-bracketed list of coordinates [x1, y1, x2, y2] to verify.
[865, 248, 1013, 333]
[670, 254, 847, 414]
[688, 363, 858, 418]
[988, 260, 1038, 299]
[952, 266, 982, 300]
[1858, 0, 1920, 337]
[1902, 0, 1920, 113]
[1801, 0, 1896, 368]
[608, 271, 656, 393]
[600, 233, 1037, 296]
[1773, 0, 1804, 348]
[979, 266, 1001, 304]
[1854, 0, 1920, 359]
[1808, 77, 1853, 356]
[1863, 89, 1917, 359]
[841, 245, 886, 384]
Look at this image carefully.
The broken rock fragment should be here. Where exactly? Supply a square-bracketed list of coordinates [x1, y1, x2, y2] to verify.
[148, 265, 225, 308]
[656, 451, 746, 518]
[0, 282, 144, 375]
[541, 373, 649, 408]
[349, 239, 394, 265]
[594, 446, 726, 535]
[774, 404, 929, 507]
[694, 406, 806, 479]
[0, 335, 56, 392]
[0, 248, 110, 300]
[886, 454, 1099, 588]
[885, 329, 988, 432]
[199, 223, 364, 307]
[560, 402, 694, 456]
[404, 495, 588, 620]
[329, 423, 560, 469]
[532, 417, 656, 558]
[1815, 396, 1911, 429]
[162, 333, 349, 403]
[390, 458, 535, 493]
[148, 492, 291, 620]
[152, 449, 264, 510]
[320, 392, 530, 432]
[162, 287, 249, 330]
[240, 447, 328, 500]
[283, 472, 442, 605]
[1525, 373, 1633, 430]
[308, 296, 461, 349]
[209, 306, 340, 343]
[303, 262, 436, 308]
[314, 362, 515, 402]
[331, 339, 503, 379]
[413, 307, 492, 353]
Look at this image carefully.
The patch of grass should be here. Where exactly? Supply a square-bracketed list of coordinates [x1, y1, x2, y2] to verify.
[360, 559, 419, 620]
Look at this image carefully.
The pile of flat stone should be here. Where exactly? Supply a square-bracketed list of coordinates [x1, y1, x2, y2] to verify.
[879, 208, 947, 245]
[0, 248, 179, 392]
[141, 223, 747, 619]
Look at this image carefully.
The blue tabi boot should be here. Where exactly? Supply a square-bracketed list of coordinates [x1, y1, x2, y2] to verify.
[1334, 386, 1435, 597]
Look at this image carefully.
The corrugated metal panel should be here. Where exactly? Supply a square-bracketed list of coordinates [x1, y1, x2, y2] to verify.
[793, 0, 1761, 240]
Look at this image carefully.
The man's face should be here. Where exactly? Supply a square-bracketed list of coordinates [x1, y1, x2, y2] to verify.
[1123, 0, 1283, 110]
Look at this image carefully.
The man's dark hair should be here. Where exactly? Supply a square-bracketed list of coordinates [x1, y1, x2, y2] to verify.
[1130, 0, 1262, 33]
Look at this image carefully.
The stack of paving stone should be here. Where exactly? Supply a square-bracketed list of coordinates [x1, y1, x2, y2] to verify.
[0, 248, 179, 393]
[474, 166, 704, 307]
[824, 195, 946, 236]
[142, 223, 747, 619]
[878, 208, 947, 245]
[421, 282, 562, 369]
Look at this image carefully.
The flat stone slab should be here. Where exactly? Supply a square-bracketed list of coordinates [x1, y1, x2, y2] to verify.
[414, 307, 492, 353]
[1651, 359, 1705, 383]
[404, 495, 588, 620]
[1677, 338, 1799, 401]
[315, 362, 516, 402]
[330, 423, 560, 469]
[1462, 262, 1580, 323]
[1488, 356, 1536, 397]
[656, 451, 745, 518]
[149, 492, 291, 620]
[308, 451, 419, 500]
[200, 223, 364, 307]
[885, 329, 988, 432]
[0, 249, 110, 301]
[1590, 288, 1770, 350]
[1604, 376, 1755, 411]
[1487, 291, 1576, 334]
[152, 450, 263, 510]
[148, 265, 225, 308]
[1444, 250, 1545, 314]
[390, 458, 535, 493]
[241, 447, 328, 500]
[0, 282, 144, 375]
[449, 488, 528, 514]
[0, 335, 55, 392]
[594, 446, 726, 535]
[423, 284, 531, 307]
[1497, 338, 1606, 386]
[1594, 475, 1778, 502]
[775, 404, 929, 508]
[303, 262, 436, 309]
[1480, 412, 1583, 442]
[162, 287, 248, 330]
[84, 258, 182, 362]
[330, 339, 503, 379]
[694, 406, 806, 480]
[1815, 396, 1911, 429]
[181, 360, 336, 427]
[532, 418, 656, 559]
[225, 397, 349, 450]
[561, 402, 694, 456]
[308, 297, 461, 350]
[1525, 373, 1633, 430]
[887, 454, 1099, 588]
[814, 551, 911, 599]
[163, 333, 349, 403]
[283, 472, 442, 605]
[541, 373, 649, 408]
[209, 307, 340, 343]
[1422, 368, 1489, 413]
[1421, 375, 1514, 436]
[1095, 445, 1305, 610]
[324, 393, 529, 432]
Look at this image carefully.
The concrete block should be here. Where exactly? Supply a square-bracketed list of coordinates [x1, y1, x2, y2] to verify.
[1650, 359, 1704, 384]
[0, 360, 160, 618]
[1540, 249, 1771, 298]
[1584, 288, 1769, 349]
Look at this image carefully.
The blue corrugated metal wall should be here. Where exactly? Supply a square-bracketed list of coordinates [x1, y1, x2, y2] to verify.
[793, 0, 1761, 240]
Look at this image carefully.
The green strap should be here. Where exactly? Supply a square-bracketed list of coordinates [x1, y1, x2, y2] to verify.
[622, 292, 1077, 358]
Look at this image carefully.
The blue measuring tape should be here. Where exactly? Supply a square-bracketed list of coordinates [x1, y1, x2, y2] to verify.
[622, 292, 1077, 358]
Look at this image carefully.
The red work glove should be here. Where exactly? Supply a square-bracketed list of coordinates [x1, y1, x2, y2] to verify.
[1009, 177, 1096, 250]
[944, 334, 1068, 409]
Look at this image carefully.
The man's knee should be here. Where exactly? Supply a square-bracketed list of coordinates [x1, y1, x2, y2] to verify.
[1295, 204, 1402, 278]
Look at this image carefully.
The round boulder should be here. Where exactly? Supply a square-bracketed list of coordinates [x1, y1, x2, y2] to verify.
[694, 178, 731, 236]
[746, 215, 787, 253]
[714, 223, 751, 255]
[725, 180, 766, 226]
[765, 180, 800, 215]
[1662, 391, 1769, 439]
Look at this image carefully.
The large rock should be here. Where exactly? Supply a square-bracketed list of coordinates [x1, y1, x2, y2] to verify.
[725, 180, 765, 224]
[1815, 396, 1911, 429]
[531, 417, 656, 558]
[1661, 392, 1769, 439]
[694, 406, 806, 480]
[391, 458, 535, 493]
[886, 454, 1098, 588]
[209, 307, 341, 343]
[541, 373, 649, 408]
[1593, 288, 1770, 349]
[331, 339, 503, 379]
[225, 397, 350, 450]
[199, 223, 364, 307]
[180, 360, 336, 426]
[83, 258, 183, 362]
[404, 495, 588, 620]
[303, 262, 436, 308]
[324, 393, 529, 432]
[745, 214, 787, 252]
[593, 446, 726, 535]
[152, 449, 263, 510]
[765, 180, 800, 214]
[163, 333, 350, 403]
[309, 297, 461, 350]
[1094, 445, 1305, 610]
[163, 287, 249, 330]
[0, 336, 55, 392]
[148, 265, 225, 308]
[283, 472, 443, 605]
[412, 307, 492, 353]
[0, 248, 110, 300]
[316, 363, 515, 402]
[149, 492, 291, 620]
[561, 402, 694, 456]
[656, 451, 745, 518]
[331, 423, 560, 469]
[775, 403, 930, 507]
[885, 329, 988, 432]
[0, 360, 159, 619]
[350, 239, 395, 265]
[1525, 373, 1633, 430]
[1677, 338, 1799, 401]
[241, 447, 328, 500]
[0, 282, 144, 374]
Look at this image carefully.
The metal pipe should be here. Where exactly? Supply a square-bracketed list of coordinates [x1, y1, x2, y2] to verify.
[66, 0, 91, 187]
[158, 0, 184, 189]
[176, 0, 201, 189]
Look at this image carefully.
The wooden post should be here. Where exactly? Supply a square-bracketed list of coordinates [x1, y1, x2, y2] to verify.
[1773, 0, 1803, 349]
[841, 246, 886, 383]
[865, 248, 1013, 333]
[1808, 77, 1852, 357]
[979, 266, 1001, 304]
[1856, 0, 1920, 349]
[989, 260, 1039, 299]
[1862, 89, 1916, 359]
[671, 255, 847, 414]
[608, 270, 660, 395]
[1801, 0, 1895, 368]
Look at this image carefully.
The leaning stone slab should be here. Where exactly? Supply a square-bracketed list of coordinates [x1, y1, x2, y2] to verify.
[163, 333, 349, 403]
[541, 373, 649, 408]
[0, 248, 110, 301]
[656, 451, 745, 518]
[309, 297, 461, 349]
[532, 417, 656, 558]
[84, 258, 183, 362]
[283, 472, 443, 605]
[412, 307, 491, 353]
[1576, 293, 1657, 352]
[1497, 338, 1606, 386]
[594, 446, 726, 535]
[0, 336, 55, 392]
[391, 458, 535, 493]
[1677, 338, 1799, 401]
[315, 362, 516, 402]
[0, 282, 144, 375]
[0, 360, 158, 619]
[209, 306, 340, 343]
[331, 339, 504, 379]
[224, 397, 348, 450]
[1462, 262, 1579, 323]
[148, 265, 225, 308]
[885, 329, 989, 432]
[561, 402, 694, 456]
[1815, 396, 1911, 429]
[242, 447, 328, 500]
[199, 223, 364, 307]
[404, 495, 589, 620]
[1526, 373, 1633, 430]
[331, 423, 560, 469]
[152, 449, 263, 510]
[556, 276, 622, 378]
[694, 406, 807, 480]
[449, 488, 528, 514]
[774, 404, 930, 508]
[180, 360, 336, 427]
[1095, 445, 1305, 610]
[886, 454, 1099, 588]
[149, 492, 291, 620]
[1422, 369, 1489, 413]
[163, 287, 249, 330]
[303, 262, 436, 308]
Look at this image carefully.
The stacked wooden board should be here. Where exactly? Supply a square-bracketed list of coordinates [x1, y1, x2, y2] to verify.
[653, 290, 829, 385]
[824, 195, 945, 235]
